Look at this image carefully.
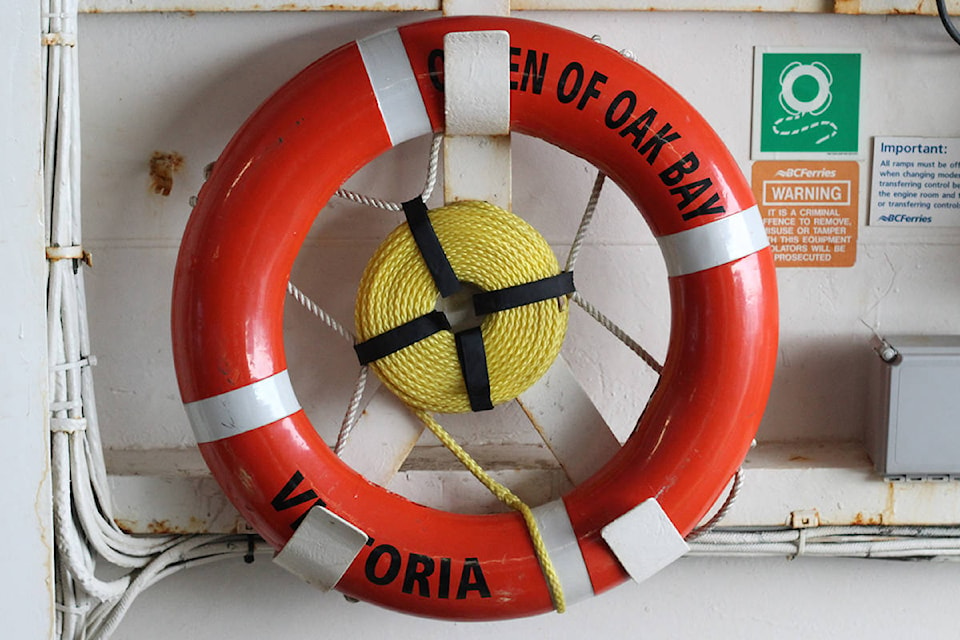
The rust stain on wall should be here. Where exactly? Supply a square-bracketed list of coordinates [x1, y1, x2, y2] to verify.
[115, 517, 210, 534]
[149, 151, 185, 196]
[833, 0, 861, 13]
[883, 482, 897, 523]
[851, 511, 883, 525]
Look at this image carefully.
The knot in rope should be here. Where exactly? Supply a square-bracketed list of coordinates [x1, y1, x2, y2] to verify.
[355, 200, 569, 414]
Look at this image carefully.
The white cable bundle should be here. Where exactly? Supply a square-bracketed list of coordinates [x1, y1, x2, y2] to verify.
[43, 3, 267, 638]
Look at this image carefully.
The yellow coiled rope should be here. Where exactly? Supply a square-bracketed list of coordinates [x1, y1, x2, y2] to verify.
[355, 200, 569, 413]
[355, 200, 570, 612]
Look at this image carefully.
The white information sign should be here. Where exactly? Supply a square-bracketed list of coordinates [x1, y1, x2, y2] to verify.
[870, 136, 960, 227]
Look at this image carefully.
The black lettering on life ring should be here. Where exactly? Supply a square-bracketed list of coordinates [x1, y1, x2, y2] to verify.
[556, 61, 584, 104]
[556, 61, 607, 111]
[618, 107, 681, 163]
[427, 48, 444, 92]
[510, 47, 549, 94]
[577, 70, 607, 110]
[438, 557, 451, 599]
[427, 45, 727, 241]
[605, 89, 637, 129]
[457, 558, 491, 599]
[402, 553, 434, 597]
[360, 542, 490, 600]
[550, 62, 726, 221]
[366, 543, 403, 585]
[659, 152, 726, 220]
[270, 470, 316, 511]
[270, 470, 327, 530]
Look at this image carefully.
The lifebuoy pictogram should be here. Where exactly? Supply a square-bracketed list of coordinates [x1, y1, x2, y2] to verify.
[172, 16, 778, 621]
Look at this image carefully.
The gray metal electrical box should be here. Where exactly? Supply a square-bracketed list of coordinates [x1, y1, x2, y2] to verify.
[868, 335, 960, 481]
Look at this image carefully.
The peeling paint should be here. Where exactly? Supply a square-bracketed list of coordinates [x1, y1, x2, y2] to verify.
[238, 467, 255, 492]
[114, 518, 136, 534]
[149, 151, 184, 197]
[116, 516, 212, 534]
[883, 481, 896, 523]
[851, 511, 883, 525]
[833, 0, 861, 13]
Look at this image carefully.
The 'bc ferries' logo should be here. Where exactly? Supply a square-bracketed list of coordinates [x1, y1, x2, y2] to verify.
[879, 214, 932, 224]
[775, 167, 837, 178]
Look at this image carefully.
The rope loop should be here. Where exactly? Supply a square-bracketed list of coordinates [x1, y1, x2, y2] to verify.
[415, 410, 566, 612]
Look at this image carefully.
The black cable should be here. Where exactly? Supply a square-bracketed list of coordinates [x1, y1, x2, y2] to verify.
[937, 0, 960, 47]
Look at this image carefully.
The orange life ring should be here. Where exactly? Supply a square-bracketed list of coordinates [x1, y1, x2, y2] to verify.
[172, 16, 778, 621]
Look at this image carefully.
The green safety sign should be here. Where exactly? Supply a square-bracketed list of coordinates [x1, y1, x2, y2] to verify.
[753, 50, 861, 158]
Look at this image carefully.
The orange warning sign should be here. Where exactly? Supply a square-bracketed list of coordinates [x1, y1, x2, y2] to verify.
[752, 161, 859, 267]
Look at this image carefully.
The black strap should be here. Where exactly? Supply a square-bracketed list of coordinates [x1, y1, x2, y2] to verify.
[354, 311, 451, 365]
[473, 271, 576, 316]
[455, 327, 494, 412]
[402, 197, 461, 298]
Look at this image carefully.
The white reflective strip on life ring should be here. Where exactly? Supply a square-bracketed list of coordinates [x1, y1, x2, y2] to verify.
[601, 498, 689, 585]
[657, 205, 769, 277]
[531, 500, 594, 606]
[357, 29, 433, 147]
[185, 370, 301, 444]
[273, 505, 369, 592]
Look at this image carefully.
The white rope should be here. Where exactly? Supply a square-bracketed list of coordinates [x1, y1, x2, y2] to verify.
[420, 132, 443, 202]
[333, 188, 402, 212]
[686, 469, 743, 541]
[334, 365, 369, 455]
[334, 132, 443, 210]
[284, 281, 368, 454]
[572, 292, 663, 374]
[565, 170, 606, 272]
[560, 170, 663, 375]
[286, 281, 354, 344]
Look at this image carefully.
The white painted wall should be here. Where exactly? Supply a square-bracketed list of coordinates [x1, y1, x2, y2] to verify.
[1, 2, 54, 638]
[66, 7, 960, 639]
[117, 554, 960, 639]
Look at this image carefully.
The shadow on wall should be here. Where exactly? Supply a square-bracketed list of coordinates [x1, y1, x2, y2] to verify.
[761, 331, 876, 443]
